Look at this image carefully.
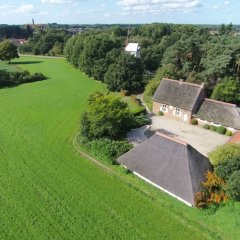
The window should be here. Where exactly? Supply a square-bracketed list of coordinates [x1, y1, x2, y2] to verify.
[175, 108, 181, 116]
[162, 104, 167, 112]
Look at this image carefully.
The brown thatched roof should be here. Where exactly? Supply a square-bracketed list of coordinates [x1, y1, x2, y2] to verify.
[153, 79, 204, 111]
[196, 99, 240, 130]
[117, 133, 212, 205]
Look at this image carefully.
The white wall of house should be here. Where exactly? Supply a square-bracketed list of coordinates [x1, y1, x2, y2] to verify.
[196, 118, 237, 133]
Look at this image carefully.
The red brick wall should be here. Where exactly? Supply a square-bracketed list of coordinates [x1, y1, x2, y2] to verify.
[152, 101, 192, 123]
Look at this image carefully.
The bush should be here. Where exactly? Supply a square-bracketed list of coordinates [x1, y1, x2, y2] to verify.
[194, 172, 228, 208]
[226, 171, 240, 201]
[225, 130, 233, 136]
[203, 124, 210, 130]
[217, 126, 227, 135]
[191, 119, 198, 125]
[215, 156, 240, 180]
[79, 137, 133, 165]
[209, 144, 240, 166]
[131, 114, 150, 129]
[209, 125, 217, 131]
[159, 111, 164, 116]
[0, 69, 46, 87]
[131, 106, 146, 116]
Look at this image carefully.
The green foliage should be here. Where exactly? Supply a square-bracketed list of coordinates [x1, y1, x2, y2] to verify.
[225, 130, 233, 136]
[211, 77, 240, 105]
[209, 144, 240, 166]
[19, 29, 70, 56]
[104, 53, 144, 92]
[209, 125, 217, 131]
[79, 137, 132, 165]
[215, 156, 240, 180]
[203, 124, 210, 129]
[0, 69, 46, 87]
[131, 114, 150, 128]
[191, 119, 198, 125]
[226, 171, 240, 201]
[159, 111, 164, 116]
[80, 92, 132, 139]
[0, 40, 19, 63]
[217, 126, 227, 135]
[144, 63, 179, 96]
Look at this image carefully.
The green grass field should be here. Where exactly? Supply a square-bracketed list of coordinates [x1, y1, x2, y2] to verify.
[0, 56, 239, 239]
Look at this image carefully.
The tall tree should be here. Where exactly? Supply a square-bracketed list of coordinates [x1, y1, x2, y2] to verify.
[0, 40, 19, 63]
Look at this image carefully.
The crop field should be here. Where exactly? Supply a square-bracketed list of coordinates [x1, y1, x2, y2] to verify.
[0, 56, 239, 239]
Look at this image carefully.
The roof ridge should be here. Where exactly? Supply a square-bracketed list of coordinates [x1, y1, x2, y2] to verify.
[156, 132, 188, 146]
[162, 78, 204, 88]
[205, 98, 237, 107]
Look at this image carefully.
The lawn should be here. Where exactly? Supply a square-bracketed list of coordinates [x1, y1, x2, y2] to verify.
[0, 56, 239, 239]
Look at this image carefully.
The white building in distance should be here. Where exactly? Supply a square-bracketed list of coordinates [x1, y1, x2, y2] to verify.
[125, 43, 141, 58]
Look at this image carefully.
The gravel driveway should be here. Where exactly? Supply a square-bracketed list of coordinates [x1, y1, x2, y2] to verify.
[150, 115, 229, 156]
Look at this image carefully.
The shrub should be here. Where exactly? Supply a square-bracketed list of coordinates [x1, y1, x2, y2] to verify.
[191, 119, 198, 125]
[131, 106, 146, 116]
[195, 172, 228, 208]
[217, 126, 227, 135]
[159, 111, 164, 116]
[215, 156, 240, 180]
[80, 137, 133, 165]
[209, 144, 240, 166]
[209, 125, 217, 131]
[225, 130, 233, 136]
[226, 171, 240, 201]
[203, 124, 210, 130]
[130, 114, 150, 129]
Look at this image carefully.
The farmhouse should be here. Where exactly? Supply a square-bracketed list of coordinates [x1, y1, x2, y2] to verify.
[152, 79, 205, 123]
[125, 43, 141, 58]
[117, 133, 212, 206]
[195, 98, 240, 131]
[153, 79, 240, 131]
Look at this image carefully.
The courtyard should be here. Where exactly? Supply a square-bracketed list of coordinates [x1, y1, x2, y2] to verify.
[150, 115, 229, 156]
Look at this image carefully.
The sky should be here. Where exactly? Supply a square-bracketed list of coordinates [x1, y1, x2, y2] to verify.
[0, 0, 239, 25]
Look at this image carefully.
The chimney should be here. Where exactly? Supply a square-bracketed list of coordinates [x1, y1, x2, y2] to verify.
[179, 79, 184, 85]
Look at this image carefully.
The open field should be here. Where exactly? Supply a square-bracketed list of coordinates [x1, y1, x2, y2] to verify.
[0, 56, 239, 239]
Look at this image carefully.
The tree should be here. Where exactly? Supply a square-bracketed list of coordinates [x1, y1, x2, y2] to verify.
[80, 92, 132, 140]
[0, 40, 19, 63]
[211, 77, 240, 105]
[144, 63, 179, 96]
[208, 144, 240, 166]
[104, 53, 144, 93]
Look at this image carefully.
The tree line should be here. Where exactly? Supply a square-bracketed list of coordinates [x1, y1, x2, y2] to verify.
[64, 23, 240, 104]
[0, 25, 33, 39]
[19, 29, 71, 56]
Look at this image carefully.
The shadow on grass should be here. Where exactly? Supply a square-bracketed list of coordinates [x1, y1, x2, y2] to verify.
[10, 61, 43, 65]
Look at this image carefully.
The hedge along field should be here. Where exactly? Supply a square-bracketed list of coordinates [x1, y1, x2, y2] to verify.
[0, 56, 238, 240]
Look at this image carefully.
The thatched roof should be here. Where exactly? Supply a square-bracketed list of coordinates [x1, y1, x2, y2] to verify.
[153, 79, 204, 111]
[196, 99, 240, 130]
[117, 133, 212, 205]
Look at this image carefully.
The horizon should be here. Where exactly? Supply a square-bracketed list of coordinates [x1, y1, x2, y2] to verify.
[0, 0, 239, 25]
